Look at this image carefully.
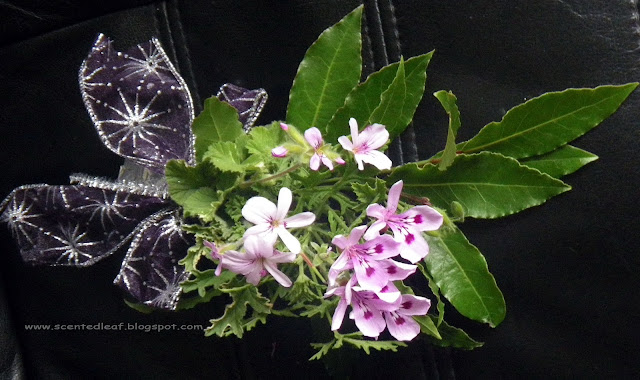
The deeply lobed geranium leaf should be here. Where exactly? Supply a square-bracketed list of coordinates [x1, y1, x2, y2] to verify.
[520, 145, 598, 178]
[424, 226, 505, 327]
[388, 152, 571, 218]
[458, 84, 638, 158]
[286, 6, 363, 132]
[326, 53, 432, 142]
[192, 96, 244, 162]
[204, 286, 272, 338]
[203, 141, 247, 173]
[434, 90, 461, 171]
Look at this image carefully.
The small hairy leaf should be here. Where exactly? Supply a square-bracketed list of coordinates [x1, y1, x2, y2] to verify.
[203, 141, 246, 173]
[424, 226, 505, 327]
[520, 145, 598, 178]
[458, 83, 638, 158]
[388, 152, 571, 218]
[192, 96, 244, 162]
[165, 160, 220, 221]
[286, 6, 363, 132]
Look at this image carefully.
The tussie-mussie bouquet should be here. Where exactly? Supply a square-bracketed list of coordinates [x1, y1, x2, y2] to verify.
[1, 6, 636, 359]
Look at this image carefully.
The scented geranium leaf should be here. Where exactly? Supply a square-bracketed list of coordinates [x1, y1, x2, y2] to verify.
[458, 83, 638, 158]
[326, 53, 433, 142]
[192, 96, 244, 162]
[286, 6, 362, 132]
[424, 226, 505, 327]
[246, 121, 285, 157]
[434, 90, 461, 171]
[426, 317, 484, 350]
[181, 270, 236, 297]
[165, 160, 220, 221]
[388, 152, 571, 218]
[414, 315, 441, 339]
[203, 141, 246, 173]
[520, 145, 598, 178]
[350, 178, 387, 204]
[205, 286, 272, 338]
[341, 336, 407, 355]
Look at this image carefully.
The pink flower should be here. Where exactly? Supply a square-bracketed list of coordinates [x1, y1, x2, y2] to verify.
[242, 187, 315, 254]
[338, 118, 392, 170]
[203, 240, 223, 276]
[304, 127, 339, 171]
[220, 236, 296, 287]
[326, 277, 401, 338]
[365, 180, 443, 263]
[328, 226, 401, 293]
[271, 146, 288, 157]
[383, 294, 431, 341]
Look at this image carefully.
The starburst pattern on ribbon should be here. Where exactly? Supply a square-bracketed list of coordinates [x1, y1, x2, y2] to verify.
[0, 35, 267, 310]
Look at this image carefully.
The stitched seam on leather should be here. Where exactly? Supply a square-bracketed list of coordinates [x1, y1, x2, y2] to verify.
[168, 0, 202, 113]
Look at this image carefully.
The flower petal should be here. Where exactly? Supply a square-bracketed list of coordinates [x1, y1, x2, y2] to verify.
[276, 227, 301, 254]
[331, 298, 349, 331]
[386, 180, 403, 213]
[398, 294, 431, 316]
[359, 123, 389, 150]
[304, 127, 323, 148]
[271, 146, 288, 158]
[276, 187, 292, 220]
[383, 259, 417, 281]
[337, 136, 353, 151]
[263, 260, 292, 287]
[363, 219, 386, 241]
[351, 300, 386, 338]
[309, 153, 321, 170]
[399, 206, 444, 231]
[384, 312, 421, 341]
[321, 155, 334, 171]
[242, 196, 277, 224]
[352, 257, 388, 292]
[397, 229, 429, 263]
[268, 250, 297, 264]
[284, 212, 315, 228]
[349, 118, 359, 139]
[357, 150, 392, 170]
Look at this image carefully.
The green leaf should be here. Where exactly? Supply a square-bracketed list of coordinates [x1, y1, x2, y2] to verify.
[434, 90, 461, 170]
[203, 141, 246, 173]
[246, 121, 285, 157]
[341, 337, 407, 355]
[350, 178, 387, 204]
[388, 152, 571, 219]
[192, 96, 244, 162]
[165, 160, 220, 221]
[520, 145, 598, 178]
[286, 6, 363, 132]
[418, 263, 445, 326]
[413, 315, 441, 339]
[204, 286, 272, 338]
[368, 57, 407, 139]
[458, 83, 638, 158]
[424, 226, 505, 327]
[426, 317, 484, 350]
[326, 53, 433, 142]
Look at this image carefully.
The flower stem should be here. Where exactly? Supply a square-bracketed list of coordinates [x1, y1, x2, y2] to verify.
[240, 163, 304, 188]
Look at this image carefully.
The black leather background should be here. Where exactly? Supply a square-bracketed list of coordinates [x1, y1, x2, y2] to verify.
[1, 1, 639, 378]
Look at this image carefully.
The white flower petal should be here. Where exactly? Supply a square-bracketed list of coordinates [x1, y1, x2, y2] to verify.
[359, 123, 389, 149]
[276, 187, 293, 220]
[358, 150, 392, 170]
[284, 212, 315, 228]
[338, 136, 354, 151]
[304, 127, 323, 148]
[263, 261, 292, 287]
[242, 196, 277, 224]
[277, 227, 301, 254]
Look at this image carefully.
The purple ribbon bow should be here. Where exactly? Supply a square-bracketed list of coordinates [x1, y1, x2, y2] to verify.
[0, 35, 267, 310]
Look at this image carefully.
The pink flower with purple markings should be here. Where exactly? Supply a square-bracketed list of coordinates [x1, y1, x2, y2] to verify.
[304, 127, 345, 171]
[365, 180, 443, 263]
[204, 240, 224, 276]
[328, 225, 401, 293]
[326, 277, 402, 338]
[338, 118, 392, 171]
[242, 187, 315, 254]
[219, 236, 296, 287]
[383, 294, 431, 341]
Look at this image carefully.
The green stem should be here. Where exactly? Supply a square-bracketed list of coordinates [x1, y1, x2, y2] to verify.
[240, 163, 304, 188]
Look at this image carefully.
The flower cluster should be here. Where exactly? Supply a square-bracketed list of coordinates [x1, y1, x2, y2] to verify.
[206, 187, 315, 287]
[325, 180, 443, 340]
[272, 118, 391, 172]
